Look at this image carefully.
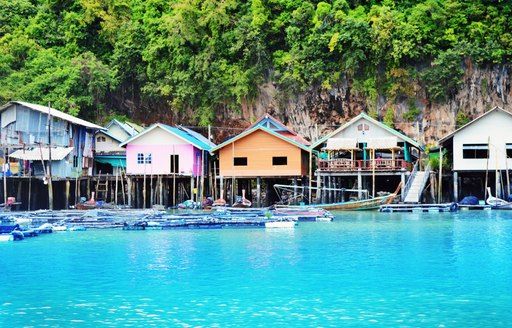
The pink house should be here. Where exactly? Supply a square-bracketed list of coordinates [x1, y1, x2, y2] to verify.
[120, 124, 215, 176]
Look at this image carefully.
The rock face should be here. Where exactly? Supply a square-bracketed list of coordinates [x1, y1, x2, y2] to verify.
[213, 65, 511, 146]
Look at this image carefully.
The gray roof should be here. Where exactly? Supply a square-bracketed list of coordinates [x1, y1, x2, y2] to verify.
[9, 147, 74, 161]
[0, 101, 102, 129]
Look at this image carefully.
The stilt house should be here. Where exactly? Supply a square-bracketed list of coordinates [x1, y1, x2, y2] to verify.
[94, 119, 143, 175]
[312, 113, 424, 202]
[120, 123, 215, 176]
[438, 106, 512, 202]
[210, 114, 311, 206]
[0, 101, 102, 178]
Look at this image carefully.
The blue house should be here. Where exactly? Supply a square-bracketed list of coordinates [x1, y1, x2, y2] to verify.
[0, 101, 102, 178]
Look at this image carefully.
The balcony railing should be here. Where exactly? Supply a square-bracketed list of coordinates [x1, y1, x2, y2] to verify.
[318, 158, 409, 172]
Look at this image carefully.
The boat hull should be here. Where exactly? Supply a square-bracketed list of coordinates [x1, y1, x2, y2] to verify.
[307, 194, 396, 211]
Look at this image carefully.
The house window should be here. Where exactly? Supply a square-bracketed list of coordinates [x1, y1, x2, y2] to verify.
[137, 153, 152, 164]
[170, 155, 179, 173]
[96, 136, 106, 142]
[462, 144, 488, 159]
[234, 157, 247, 166]
[507, 144, 512, 158]
[272, 156, 288, 165]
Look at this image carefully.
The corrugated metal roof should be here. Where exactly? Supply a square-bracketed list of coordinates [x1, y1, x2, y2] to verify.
[9, 147, 74, 161]
[324, 138, 359, 150]
[0, 101, 102, 129]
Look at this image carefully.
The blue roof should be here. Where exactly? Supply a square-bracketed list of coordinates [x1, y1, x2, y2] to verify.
[160, 124, 215, 150]
[119, 123, 215, 150]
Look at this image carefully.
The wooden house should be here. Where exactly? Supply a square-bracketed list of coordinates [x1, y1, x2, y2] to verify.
[120, 123, 215, 176]
[438, 107, 512, 202]
[210, 114, 311, 206]
[0, 101, 102, 179]
[94, 119, 143, 175]
[312, 113, 424, 202]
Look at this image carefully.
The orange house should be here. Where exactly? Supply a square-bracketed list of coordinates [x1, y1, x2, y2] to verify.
[211, 115, 311, 178]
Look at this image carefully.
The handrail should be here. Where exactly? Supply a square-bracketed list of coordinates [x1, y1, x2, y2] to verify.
[403, 160, 419, 197]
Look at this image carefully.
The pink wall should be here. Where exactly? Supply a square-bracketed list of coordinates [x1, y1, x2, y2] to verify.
[126, 144, 204, 176]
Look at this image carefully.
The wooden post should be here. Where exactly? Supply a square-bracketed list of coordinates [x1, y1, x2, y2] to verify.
[438, 146, 443, 203]
[87, 178, 90, 200]
[308, 149, 313, 204]
[28, 176, 32, 211]
[453, 171, 459, 203]
[316, 174, 321, 204]
[357, 169, 362, 200]
[173, 173, 176, 206]
[46, 104, 54, 210]
[143, 172, 147, 209]
[256, 177, 261, 207]
[150, 173, 154, 207]
[190, 176, 195, 202]
[371, 149, 375, 198]
[65, 180, 70, 209]
[293, 177, 298, 205]
[127, 177, 132, 207]
[401, 168, 406, 202]
[159, 175, 163, 205]
[219, 176, 224, 202]
[115, 169, 119, 205]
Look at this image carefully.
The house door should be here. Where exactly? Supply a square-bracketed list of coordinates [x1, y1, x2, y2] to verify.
[170, 154, 179, 174]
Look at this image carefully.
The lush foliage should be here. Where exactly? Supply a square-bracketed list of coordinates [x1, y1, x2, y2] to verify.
[1, 0, 511, 124]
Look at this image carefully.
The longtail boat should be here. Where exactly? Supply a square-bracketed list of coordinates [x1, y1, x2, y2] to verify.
[274, 182, 401, 211]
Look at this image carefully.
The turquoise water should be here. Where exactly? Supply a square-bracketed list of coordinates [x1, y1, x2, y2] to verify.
[1, 210, 512, 327]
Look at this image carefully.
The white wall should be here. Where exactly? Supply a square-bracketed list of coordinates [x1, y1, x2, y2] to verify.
[129, 127, 187, 146]
[332, 117, 397, 142]
[452, 110, 512, 171]
[95, 132, 124, 153]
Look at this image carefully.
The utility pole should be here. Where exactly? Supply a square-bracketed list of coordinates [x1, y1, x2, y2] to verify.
[47, 103, 53, 210]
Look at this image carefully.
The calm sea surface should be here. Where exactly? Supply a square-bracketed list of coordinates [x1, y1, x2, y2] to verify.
[1, 210, 512, 327]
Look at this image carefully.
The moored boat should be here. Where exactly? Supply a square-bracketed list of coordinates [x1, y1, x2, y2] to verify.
[265, 220, 297, 228]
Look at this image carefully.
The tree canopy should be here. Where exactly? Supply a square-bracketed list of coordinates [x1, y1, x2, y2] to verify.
[1, 0, 511, 124]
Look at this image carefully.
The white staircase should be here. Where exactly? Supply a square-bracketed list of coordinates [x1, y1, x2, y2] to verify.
[403, 171, 428, 203]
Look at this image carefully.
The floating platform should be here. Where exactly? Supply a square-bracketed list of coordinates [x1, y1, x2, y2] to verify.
[379, 203, 459, 213]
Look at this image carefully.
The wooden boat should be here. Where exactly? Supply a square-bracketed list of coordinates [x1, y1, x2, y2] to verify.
[307, 193, 397, 210]
[274, 182, 400, 211]
[212, 190, 227, 207]
[232, 189, 252, 208]
[74, 192, 98, 210]
[265, 220, 296, 228]
[486, 187, 510, 207]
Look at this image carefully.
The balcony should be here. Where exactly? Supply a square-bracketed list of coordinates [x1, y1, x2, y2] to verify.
[318, 158, 409, 172]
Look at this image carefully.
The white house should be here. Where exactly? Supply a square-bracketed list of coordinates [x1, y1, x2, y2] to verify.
[94, 119, 143, 174]
[438, 107, 512, 201]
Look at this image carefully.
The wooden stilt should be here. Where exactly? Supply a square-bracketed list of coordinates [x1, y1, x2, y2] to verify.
[65, 180, 70, 209]
[127, 177, 132, 207]
[257, 177, 261, 207]
[150, 173, 154, 208]
[28, 177, 32, 211]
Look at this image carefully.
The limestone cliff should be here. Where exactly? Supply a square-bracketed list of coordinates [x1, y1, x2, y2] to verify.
[212, 65, 511, 146]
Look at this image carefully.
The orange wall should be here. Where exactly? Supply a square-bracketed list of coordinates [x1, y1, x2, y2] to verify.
[218, 130, 307, 177]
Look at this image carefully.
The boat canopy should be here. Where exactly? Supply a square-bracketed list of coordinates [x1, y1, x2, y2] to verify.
[324, 138, 359, 151]
[365, 137, 399, 150]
